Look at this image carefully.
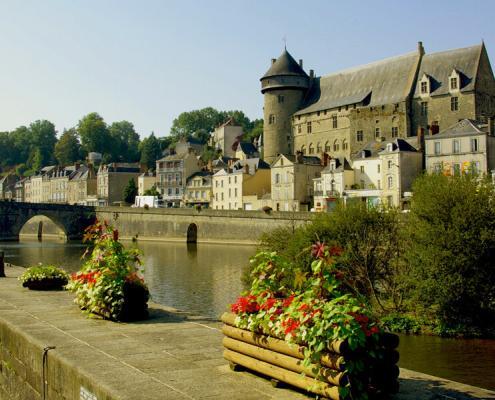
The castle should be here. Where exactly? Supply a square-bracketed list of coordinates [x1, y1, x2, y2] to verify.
[261, 42, 495, 163]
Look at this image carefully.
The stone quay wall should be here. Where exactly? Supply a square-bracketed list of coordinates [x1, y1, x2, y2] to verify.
[95, 207, 314, 244]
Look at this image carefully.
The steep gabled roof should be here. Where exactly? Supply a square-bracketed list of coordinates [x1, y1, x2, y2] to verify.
[413, 44, 482, 97]
[425, 119, 487, 139]
[237, 142, 258, 155]
[262, 49, 308, 79]
[296, 51, 419, 115]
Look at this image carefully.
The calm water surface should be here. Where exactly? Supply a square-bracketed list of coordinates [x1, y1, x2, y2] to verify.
[1, 239, 494, 391]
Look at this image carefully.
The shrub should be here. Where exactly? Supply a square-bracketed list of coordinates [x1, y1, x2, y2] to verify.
[66, 220, 149, 321]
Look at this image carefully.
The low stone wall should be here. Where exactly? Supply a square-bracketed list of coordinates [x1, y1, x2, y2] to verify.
[96, 207, 313, 244]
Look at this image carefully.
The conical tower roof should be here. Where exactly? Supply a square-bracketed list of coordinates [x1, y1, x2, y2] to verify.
[261, 49, 308, 80]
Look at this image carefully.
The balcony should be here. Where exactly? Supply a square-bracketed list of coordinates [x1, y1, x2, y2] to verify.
[314, 190, 340, 197]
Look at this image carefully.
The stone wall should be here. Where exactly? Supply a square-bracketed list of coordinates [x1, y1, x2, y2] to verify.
[95, 207, 313, 244]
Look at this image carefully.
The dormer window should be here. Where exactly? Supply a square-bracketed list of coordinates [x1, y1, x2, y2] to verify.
[449, 69, 461, 92]
[330, 160, 336, 171]
[386, 143, 394, 152]
[419, 74, 430, 96]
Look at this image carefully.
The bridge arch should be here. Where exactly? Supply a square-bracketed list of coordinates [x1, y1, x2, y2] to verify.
[186, 223, 197, 243]
[19, 215, 68, 241]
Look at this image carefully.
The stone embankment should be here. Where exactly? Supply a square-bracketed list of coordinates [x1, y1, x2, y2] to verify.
[0, 265, 494, 400]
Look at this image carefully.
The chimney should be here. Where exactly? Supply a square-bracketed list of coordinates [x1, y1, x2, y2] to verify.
[309, 69, 314, 78]
[271, 58, 276, 65]
[244, 164, 250, 174]
[296, 151, 303, 164]
[299, 59, 303, 68]
[322, 153, 330, 167]
[488, 117, 494, 135]
[417, 41, 425, 56]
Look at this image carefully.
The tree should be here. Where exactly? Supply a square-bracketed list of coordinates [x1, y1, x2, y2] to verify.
[109, 121, 140, 162]
[123, 178, 138, 204]
[28, 120, 57, 167]
[55, 128, 81, 166]
[405, 173, 495, 333]
[77, 112, 111, 156]
[143, 185, 161, 197]
[170, 107, 225, 141]
[139, 133, 162, 170]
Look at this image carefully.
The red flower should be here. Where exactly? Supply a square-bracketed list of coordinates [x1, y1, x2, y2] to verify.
[282, 318, 300, 335]
[282, 294, 295, 308]
[231, 295, 259, 314]
[298, 303, 310, 312]
[311, 241, 326, 259]
[261, 298, 277, 311]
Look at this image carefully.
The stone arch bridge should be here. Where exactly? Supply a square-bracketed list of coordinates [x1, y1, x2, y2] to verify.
[0, 201, 96, 241]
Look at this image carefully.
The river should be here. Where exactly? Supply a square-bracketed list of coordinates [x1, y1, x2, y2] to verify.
[1, 239, 494, 391]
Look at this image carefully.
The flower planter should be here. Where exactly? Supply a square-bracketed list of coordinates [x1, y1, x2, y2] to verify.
[22, 277, 68, 291]
[116, 281, 150, 322]
[221, 312, 400, 399]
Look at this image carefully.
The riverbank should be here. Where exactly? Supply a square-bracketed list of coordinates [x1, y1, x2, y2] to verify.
[0, 265, 494, 400]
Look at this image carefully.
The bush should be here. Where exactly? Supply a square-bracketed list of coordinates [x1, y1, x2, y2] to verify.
[19, 264, 69, 290]
[380, 313, 421, 334]
[66, 220, 149, 321]
[405, 174, 495, 335]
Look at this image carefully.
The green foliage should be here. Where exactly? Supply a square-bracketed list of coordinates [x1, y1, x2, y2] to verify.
[28, 120, 58, 168]
[259, 203, 406, 312]
[405, 173, 495, 334]
[19, 264, 69, 284]
[77, 112, 111, 156]
[66, 221, 149, 321]
[54, 128, 81, 166]
[232, 246, 382, 399]
[139, 132, 163, 170]
[143, 185, 160, 197]
[380, 313, 421, 334]
[123, 178, 138, 204]
[109, 121, 140, 162]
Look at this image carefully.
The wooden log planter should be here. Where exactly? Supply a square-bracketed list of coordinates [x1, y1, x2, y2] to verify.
[221, 312, 400, 400]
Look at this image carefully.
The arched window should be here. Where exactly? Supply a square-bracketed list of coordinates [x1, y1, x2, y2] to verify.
[333, 139, 339, 152]
[275, 173, 280, 184]
[342, 140, 348, 150]
[387, 176, 393, 189]
[324, 141, 331, 152]
[309, 143, 314, 154]
[301, 145, 306, 155]
[316, 142, 322, 153]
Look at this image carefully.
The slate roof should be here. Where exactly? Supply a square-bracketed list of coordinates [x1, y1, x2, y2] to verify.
[296, 51, 419, 115]
[262, 50, 308, 79]
[352, 138, 417, 159]
[186, 171, 212, 184]
[232, 158, 270, 173]
[413, 45, 482, 97]
[281, 154, 322, 165]
[425, 119, 487, 140]
[237, 142, 258, 155]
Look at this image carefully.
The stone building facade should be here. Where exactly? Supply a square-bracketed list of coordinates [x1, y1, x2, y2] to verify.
[261, 43, 495, 162]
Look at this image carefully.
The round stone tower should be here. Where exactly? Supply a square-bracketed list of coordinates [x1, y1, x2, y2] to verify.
[260, 49, 310, 163]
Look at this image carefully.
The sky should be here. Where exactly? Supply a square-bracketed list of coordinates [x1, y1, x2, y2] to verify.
[1, 0, 494, 139]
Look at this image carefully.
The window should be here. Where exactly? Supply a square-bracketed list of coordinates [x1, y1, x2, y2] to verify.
[325, 141, 331, 152]
[453, 140, 460, 154]
[375, 127, 381, 138]
[269, 114, 276, 124]
[360, 166, 365, 173]
[316, 143, 322, 153]
[421, 102, 428, 116]
[234, 188, 237, 197]
[451, 96, 459, 111]
[332, 116, 337, 128]
[391, 127, 398, 138]
[388, 160, 392, 170]
[387, 176, 393, 189]
[307, 122, 312, 134]
[278, 94, 284, 103]
[421, 81, 428, 94]
[377, 164, 381, 173]
[228, 176, 231, 184]
[301, 145, 306, 155]
[168, 188, 172, 196]
[377, 180, 381, 189]
[356, 130, 363, 142]
[333, 140, 339, 152]
[317, 111, 320, 116]
[309, 143, 314, 154]
[434, 141, 441, 155]
[471, 138, 479, 152]
[234, 176, 237, 184]
[450, 77, 458, 90]
[275, 173, 280, 184]
[360, 180, 365, 189]
[342, 140, 348, 150]
[297, 125, 302, 134]
[229, 188, 231, 197]
[434, 163, 442, 174]
[221, 193, 224, 200]
[175, 188, 180, 195]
